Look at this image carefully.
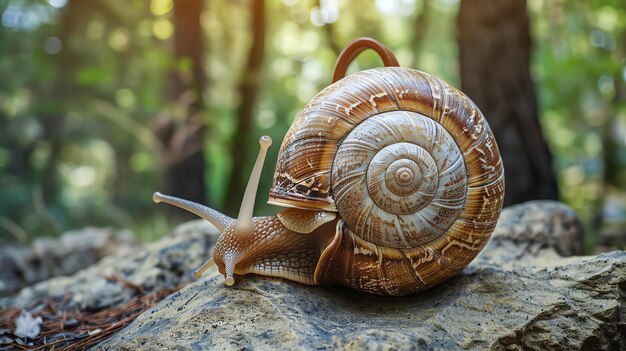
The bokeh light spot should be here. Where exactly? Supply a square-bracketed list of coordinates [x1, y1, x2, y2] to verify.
[109, 27, 130, 52]
[86, 21, 104, 40]
[44, 36, 62, 54]
[151, 0, 173, 16]
[597, 75, 615, 100]
[310, 0, 339, 26]
[376, 0, 416, 16]
[116, 88, 136, 110]
[130, 152, 153, 172]
[256, 108, 277, 129]
[47, 0, 67, 9]
[153, 18, 174, 40]
[68, 166, 96, 188]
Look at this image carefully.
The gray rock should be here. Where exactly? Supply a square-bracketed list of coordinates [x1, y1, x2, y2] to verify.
[3, 201, 624, 350]
[0, 227, 138, 296]
[0, 220, 220, 310]
[490, 200, 584, 256]
[476, 200, 586, 270]
[95, 201, 623, 351]
[96, 251, 624, 351]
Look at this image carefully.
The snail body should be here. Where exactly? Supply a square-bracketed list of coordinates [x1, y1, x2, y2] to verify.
[154, 38, 504, 296]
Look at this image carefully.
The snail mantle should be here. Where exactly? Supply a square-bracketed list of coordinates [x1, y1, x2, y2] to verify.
[153, 38, 505, 296]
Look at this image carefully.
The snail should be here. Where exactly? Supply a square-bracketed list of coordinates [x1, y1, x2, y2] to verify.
[153, 38, 504, 296]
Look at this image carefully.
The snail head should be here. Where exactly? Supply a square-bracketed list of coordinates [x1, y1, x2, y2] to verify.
[153, 136, 273, 286]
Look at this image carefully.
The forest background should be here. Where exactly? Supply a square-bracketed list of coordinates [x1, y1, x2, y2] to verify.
[0, 0, 624, 253]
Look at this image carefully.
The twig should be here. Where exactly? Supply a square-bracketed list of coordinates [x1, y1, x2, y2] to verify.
[103, 274, 146, 295]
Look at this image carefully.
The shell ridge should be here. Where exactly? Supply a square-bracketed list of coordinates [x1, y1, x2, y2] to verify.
[438, 150, 465, 178]
[285, 170, 331, 191]
[393, 214, 411, 248]
[269, 67, 504, 295]
[398, 248, 427, 288]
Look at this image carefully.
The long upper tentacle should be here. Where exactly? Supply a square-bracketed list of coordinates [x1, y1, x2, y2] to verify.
[233, 136, 272, 233]
[152, 192, 234, 232]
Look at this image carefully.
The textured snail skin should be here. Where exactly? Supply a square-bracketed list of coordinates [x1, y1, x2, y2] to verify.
[154, 45, 504, 296]
[211, 216, 338, 286]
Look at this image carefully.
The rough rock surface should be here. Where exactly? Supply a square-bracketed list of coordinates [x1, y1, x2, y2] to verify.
[0, 227, 138, 296]
[477, 200, 585, 269]
[96, 251, 624, 351]
[3, 201, 625, 350]
[0, 221, 218, 310]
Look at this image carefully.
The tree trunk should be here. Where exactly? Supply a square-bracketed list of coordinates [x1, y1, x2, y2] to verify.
[155, 0, 207, 216]
[410, 0, 430, 67]
[225, 0, 265, 216]
[457, 0, 559, 206]
[40, 0, 83, 208]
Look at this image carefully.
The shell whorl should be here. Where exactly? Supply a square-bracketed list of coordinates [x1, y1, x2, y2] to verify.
[269, 67, 503, 219]
[269, 66, 504, 294]
[332, 111, 467, 248]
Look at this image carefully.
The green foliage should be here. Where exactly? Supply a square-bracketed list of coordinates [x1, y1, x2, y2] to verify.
[529, 0, 626, 249]
[0, 0, 170, 240]
[0, 0, 624, 248]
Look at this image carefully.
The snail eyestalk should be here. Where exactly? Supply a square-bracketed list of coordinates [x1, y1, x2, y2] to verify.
[219, 136, 272, 286]
[152, 192, 234, 232]
[234, 136, 272, 233]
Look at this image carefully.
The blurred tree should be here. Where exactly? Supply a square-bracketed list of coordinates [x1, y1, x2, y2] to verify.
[0, 0, 91, 237]
[316, 0, 341, 56]
[36, 0, 86, 234]
[153, 0, 207, 216]
[225, 0, 265, 216]
[457, 0, 559, 206]
[410, 0, 430, 67]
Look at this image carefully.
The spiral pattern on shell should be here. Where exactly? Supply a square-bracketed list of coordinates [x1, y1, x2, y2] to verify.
[269, 66, 504, 294]
[332, 111, 467, 248]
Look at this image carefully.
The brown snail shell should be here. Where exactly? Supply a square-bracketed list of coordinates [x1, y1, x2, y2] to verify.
[153, 38, 504, 296]
[268, 44, 504, 295]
